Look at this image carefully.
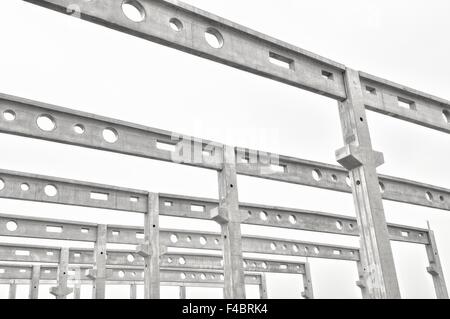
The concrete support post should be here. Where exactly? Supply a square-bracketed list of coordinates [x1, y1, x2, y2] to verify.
[91, 224, 107, 299]
[137, 192, 160, 299]
[301, 262, 314, 299]
[50, 247, 73, 299]
[356, 260, 369, 299]
[179, 286, 187, 299]
[130, 283, 137, 299]
[8, 280, 17, 299]
[335, 68, 401, 299]
[214, 145, 246, 299]
[425, 229, 449, 299]
[259, 273, 268, 299]
[29, 265, 40, 299]
[74, 267, 81, 299]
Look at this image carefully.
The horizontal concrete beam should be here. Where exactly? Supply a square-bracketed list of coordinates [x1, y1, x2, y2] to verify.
[21, 1, 450, 133]
[0, 218, 359, 260]
[0, 263, 262, 285]
[1, 94, 450, 212]
[22, 0, 346, 100]
[160, 194, 429, 244]
[0, 242, 306, 275]
[360, 72, 450, 134]
[0, 168, 429, 245]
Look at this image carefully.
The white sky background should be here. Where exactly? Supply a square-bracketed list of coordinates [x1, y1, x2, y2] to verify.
[0, 0, 450, 299]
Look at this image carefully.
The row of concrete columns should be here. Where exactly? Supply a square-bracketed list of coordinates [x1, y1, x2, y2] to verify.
[7, 280, 269, 299]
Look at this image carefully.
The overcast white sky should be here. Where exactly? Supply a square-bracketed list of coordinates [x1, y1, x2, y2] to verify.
[1, 0, 450, 299]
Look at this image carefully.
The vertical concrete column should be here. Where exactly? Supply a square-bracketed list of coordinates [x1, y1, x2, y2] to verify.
[213, 145, 246, 299]
[259, 274, 268, 299]
[356, 260, 369, 299]
[91, 224, 107, 299]
[301, 262, 314, 299]
[179, 286, 187, 299]
[130, 283, 137, 299]
[137, 192, 160, 299]
[8, 280, 17, 299]
[29, 265, 40, 299]
[425, 228, 449, 299]
[335, 68, 400, 299]
[50, 247, 73, 299]
[73, 267, 81, 299]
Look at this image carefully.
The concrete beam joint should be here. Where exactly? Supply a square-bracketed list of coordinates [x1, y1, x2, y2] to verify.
[210, 207, 229, 225]
[336, 145, 384, 170]
[136, 243, 152, 257]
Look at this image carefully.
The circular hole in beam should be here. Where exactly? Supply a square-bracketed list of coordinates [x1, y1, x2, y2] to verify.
[37, 114, 56, 131]
[259, 211, 268, 221]
[170, 234, 178, 243]
[127, 254, 135, 263]
[169, 18, 183, 31]
[21, 183, 30, 191]
[121, 0, 146, 22]
[426, 191, 433, 202]
[102, 128, 118, 143]
[3, 110, 16, 121]
[205, 28, 224, 49]
[199, 236, 207, 245]
[44, 184, 58, 197]
[312, 169, 322, 181]
[0, 178, 5, 191]
[178, 257, 186, 265]
[73, 124, 85, 134]
[288, 215, 297, 224]
[6, 221, 18, 232]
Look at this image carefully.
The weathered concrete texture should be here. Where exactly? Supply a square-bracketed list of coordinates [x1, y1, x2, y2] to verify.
[49, 247, 73, 299]
[218, 146, 246, 299]
[336, 68, 400, 299]
[425, 229, 449, 299]
[29, 265, 40, 299]
[92, 224, 107, 299]
[140, 193, 161, 299]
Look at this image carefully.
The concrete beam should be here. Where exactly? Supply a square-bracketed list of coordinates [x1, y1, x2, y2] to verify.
[336, 68, 400, 299]
[0, 263, 263, 286]
[21, 0, 346, 100]
[0, 170, 429, 246]
[0, 242, 308, 275]
[19, 1, 450, 133]
[2, 95, 450, 212]
[0, 215, 361, 261]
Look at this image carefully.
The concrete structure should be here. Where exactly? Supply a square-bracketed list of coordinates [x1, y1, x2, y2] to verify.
[0, 0, 448, 298]
[0, 263, 267, 299]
